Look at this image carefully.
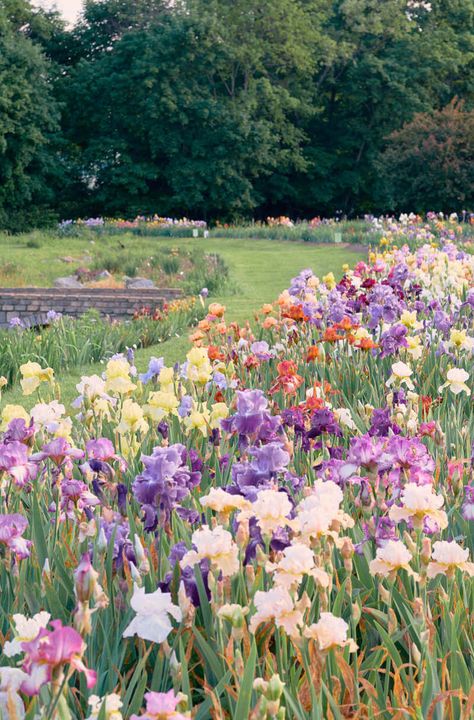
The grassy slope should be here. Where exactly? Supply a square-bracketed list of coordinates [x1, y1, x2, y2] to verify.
[2, 235, 366, 406]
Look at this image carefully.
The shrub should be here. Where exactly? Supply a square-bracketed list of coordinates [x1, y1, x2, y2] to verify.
[161, 256, 180, 275]
[379, 99, 474, 212]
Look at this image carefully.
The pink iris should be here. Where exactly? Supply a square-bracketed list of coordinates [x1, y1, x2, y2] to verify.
[131, 690, 189, 719]
[86, 437, 127, 471]
[21, 620, 96, 696]
[0, 513, 32, 558]
[32, 438, 84, 466]
[86, 438, 116, 460]
[0, 441, 38, 487]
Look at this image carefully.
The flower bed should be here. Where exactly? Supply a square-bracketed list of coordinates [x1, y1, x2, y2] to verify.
[0, 298, 201, 386]
[0, 234, 472, 718]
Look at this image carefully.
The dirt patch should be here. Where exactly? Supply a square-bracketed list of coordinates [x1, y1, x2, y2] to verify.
[340, 243, 369, 253]
[86, 277, 126, 289]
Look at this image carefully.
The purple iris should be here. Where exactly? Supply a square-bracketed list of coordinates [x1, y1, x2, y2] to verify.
[139, 356, 165, 384]
[389, 263, 410, 284]
[379, 324, 408, 357]
[366, 284, 404, 329]
[132, 444, 201, 531]
[281, 408, 305, 433]
[86, 438, 115, 460]
[46, 310, 62, 323]
[327, 297, 351, 324]
[248, 442, 290, 474]
[159, 541, 210, 606]
[316, 457, 358, 486]
[462, 485, 474, 521]
[98, 514, 134, 568]
[307, 409, 342, 438]
[289, 268, 314, 296]
[356, 518, 398, 554]
[229, 389, 269, 435]
[226, 442, 289, 501]
[2, 418, 36, 445]
[244, 517, 291, 564]
[228, 461, 270, 500]
[250, 341, 272, 361]
[32, 438, 84, 466]
[222, 389, 282, 447]
[346, 435, 386, 473]
[58, 479, 100, 519]
[178, 395, 193, 418]
[369, 407, 400, 437]
[433, 310, 452, 335]
[8, 317, 25, 329]
[210, 371, 228, 390]
[85, 437, 126, 473]
[382, 436, 435, 485]
[281, 408, 308, 449]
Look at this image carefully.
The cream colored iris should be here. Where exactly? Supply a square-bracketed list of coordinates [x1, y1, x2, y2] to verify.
[186, 347, 212, 384]
[439, 368, 471, 396]
[369, 540, 416, 578]
[304, 612, 358, 652]
[427, 541, 474, 578]
[144, 391, 179, 422]
[20, 361, 54, 396]
[0, 404, 30, 431]
[389, 483, 447, 529]
[116, 399, 148, 435]
[180, 526, 239, 577]
[104, 358, 136, 394]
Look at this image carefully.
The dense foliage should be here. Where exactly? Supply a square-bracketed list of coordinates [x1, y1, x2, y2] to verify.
[380, 99, 474, 211]
[0, 1, 60, 232]
[0, 217, 472, 718]
[0, 0, 473, 229]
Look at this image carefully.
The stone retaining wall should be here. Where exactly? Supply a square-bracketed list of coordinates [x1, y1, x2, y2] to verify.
[0, 287, 182, 328]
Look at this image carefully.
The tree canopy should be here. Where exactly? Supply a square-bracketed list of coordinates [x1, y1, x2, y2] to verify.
[0, 0, 473, 229]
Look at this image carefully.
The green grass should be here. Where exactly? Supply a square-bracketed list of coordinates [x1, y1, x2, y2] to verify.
[187, 237, 365, 323]
[1, 235, 366, 405]
[0, 231, 228, 295]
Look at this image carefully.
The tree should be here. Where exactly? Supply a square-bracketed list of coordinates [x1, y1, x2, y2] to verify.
[379, 99, 474, 212]
[10, 0, 474, 223]
[57, 0, 319, 219]
[264, 0, 474, 217]
[0, 2, 60, 231]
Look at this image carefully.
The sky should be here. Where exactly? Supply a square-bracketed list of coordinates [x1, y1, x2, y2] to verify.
[34, 0, 84, 25]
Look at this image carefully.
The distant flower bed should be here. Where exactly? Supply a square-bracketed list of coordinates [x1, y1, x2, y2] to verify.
[57, 211, 474, 246]
[58, 216, 208, 238]
[210, 212, 474, 245]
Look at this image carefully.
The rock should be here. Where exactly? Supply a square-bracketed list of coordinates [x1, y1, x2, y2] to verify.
[54, 276, 84, 289]
[125, 277, 156, 289]
[60, 256, 76, 263]
[97, 270, 112, 280]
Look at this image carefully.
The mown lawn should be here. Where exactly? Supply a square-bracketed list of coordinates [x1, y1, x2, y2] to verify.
[1, 234, 366, 405]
